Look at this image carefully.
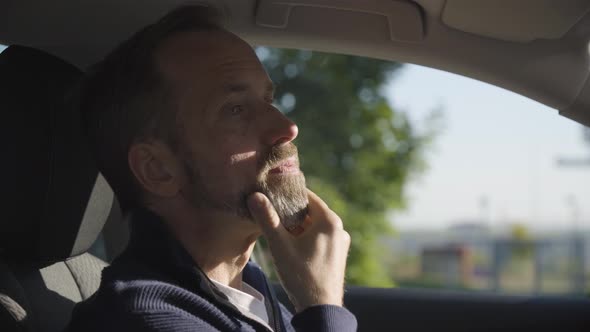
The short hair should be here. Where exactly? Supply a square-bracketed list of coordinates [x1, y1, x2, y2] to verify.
[81, 5, 224, 212]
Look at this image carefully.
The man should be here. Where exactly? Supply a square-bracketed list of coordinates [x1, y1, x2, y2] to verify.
[68, 4, 356, 332]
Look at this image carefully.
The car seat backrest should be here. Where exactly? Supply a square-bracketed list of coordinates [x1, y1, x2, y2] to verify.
[0, 45, 119, 332]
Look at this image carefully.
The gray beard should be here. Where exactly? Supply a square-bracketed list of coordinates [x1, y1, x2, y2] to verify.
[181, 145, 309, 229]
[257, 169, 308, 230]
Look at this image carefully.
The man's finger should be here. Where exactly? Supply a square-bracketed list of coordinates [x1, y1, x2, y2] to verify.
[305, 189, 345, 232]
[247, 192, 288, 240]
[287, 215, 312, 236]
[306, 189, 331, 217]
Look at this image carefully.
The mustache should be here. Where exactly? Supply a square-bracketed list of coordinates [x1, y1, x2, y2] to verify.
[258, 143, 299, 173]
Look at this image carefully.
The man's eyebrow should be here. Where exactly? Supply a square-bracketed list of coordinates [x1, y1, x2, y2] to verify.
[221, 81, 276, 95]
[222, 83, 249, 94]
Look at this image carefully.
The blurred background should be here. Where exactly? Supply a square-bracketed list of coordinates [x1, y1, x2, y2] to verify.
[256, 47, 590, 296]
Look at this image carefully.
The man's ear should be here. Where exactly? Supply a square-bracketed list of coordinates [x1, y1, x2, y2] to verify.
[128, 141, 183, 198]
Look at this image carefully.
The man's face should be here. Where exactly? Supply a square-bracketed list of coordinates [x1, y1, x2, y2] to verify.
[157, 30, 308, 229]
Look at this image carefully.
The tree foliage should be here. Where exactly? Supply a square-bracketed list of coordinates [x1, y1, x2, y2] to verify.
[258, 48, 436, 287]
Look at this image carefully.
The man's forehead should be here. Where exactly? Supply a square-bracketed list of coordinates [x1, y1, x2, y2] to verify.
[158, 30, 253, 66]
[156, 30, 266, 83]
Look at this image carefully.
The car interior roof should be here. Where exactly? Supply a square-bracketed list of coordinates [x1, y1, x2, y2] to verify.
[1, 0, 589, 128]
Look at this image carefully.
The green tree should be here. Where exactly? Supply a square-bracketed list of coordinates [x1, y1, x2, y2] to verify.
[258, 48, 437, 287]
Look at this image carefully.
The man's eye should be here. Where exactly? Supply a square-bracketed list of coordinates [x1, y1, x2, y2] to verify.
[230, 105, 245, 115]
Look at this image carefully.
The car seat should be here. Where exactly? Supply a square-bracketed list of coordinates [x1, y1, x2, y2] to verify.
[0, 45, 119, 332]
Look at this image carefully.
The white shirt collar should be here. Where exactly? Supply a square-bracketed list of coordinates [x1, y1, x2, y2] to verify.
[211, 279, 272, 330]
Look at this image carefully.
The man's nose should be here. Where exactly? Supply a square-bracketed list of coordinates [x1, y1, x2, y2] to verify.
[263, 106, 299, 146]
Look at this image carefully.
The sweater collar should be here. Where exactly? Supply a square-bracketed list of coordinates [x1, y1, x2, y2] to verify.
[121, 207, 285, 332]
[125, 208, 229, 299]
[123, 208, 270, 302]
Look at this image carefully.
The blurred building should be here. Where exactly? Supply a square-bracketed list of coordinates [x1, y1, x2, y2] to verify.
[421, 244, 473, 286]
[385, 224, 590, 294]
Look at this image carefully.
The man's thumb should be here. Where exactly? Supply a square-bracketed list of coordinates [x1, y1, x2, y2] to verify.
[247, 192, 285, 238]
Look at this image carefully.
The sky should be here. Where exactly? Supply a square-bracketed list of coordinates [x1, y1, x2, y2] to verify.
[385, 65, 590, 233]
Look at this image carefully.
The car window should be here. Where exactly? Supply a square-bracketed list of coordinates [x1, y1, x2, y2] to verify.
[86, 45, 589, 296]
[251, 47, 590, 296]
[386, 64, 590, 296]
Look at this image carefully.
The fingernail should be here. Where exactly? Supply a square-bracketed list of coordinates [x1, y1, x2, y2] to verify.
[288, 225, 305, 236]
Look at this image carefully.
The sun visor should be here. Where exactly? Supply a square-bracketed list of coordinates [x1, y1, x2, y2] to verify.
[255, 0, 424, 43]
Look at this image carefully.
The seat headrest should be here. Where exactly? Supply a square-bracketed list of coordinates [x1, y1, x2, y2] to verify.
[0, 45, 116, 265]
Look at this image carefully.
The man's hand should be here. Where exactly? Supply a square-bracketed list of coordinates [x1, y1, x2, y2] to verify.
[247, 189, 351, 313]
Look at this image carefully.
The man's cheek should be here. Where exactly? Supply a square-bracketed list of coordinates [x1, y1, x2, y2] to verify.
[229, 150, 257, 166]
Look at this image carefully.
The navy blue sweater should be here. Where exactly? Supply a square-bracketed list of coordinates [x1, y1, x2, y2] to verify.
[67, 209, 357, 331]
